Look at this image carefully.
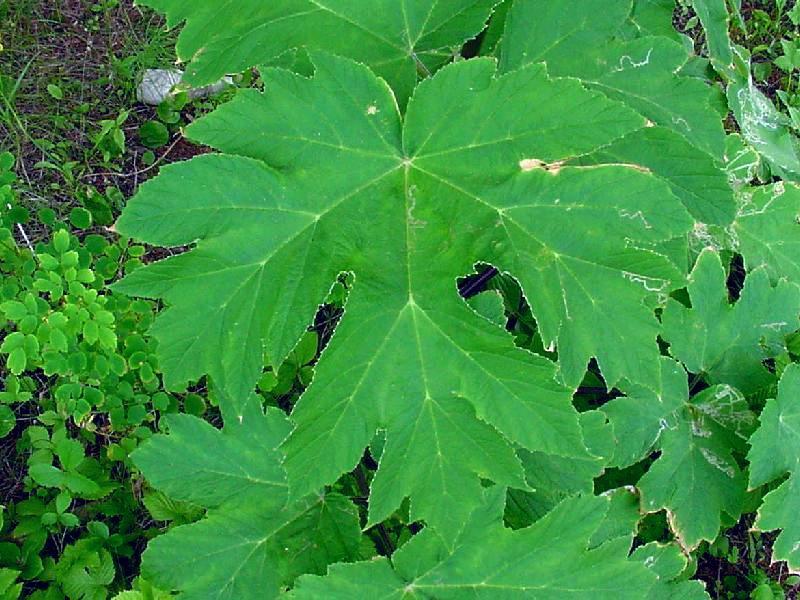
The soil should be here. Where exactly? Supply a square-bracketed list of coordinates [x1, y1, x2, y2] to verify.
[695, 515, 800, 599]
[0, 0, 206, 230]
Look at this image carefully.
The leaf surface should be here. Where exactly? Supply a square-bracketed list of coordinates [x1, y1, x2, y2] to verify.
[602, 357, 687, 469]
[631, 543, 711, 599]
[637, 385, 754, 549]
[734, 183, 800, 285]
[289, 489, 669, 598]
[500, 0, 728, 162]
[571, 127, 734, 225]
[131, 400, 362, 599]
[662, 249, 800, 394]
[748, 363, 800, 573]
[627, 0, 688, 43]
[506, 411, 614, 525]
[138, 0, 499, 103]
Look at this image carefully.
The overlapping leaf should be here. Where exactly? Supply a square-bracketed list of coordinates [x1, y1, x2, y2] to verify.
[500, 0, 725, 156]
[597, 356, 755, 548]
[748, 363, 800, 573]
[601, 357, 688, 469]
[289, 489, 681, 598]
[138, 0, 499, 103]
[662, 249, 800, 395]
[116, 53, 694, 538]
[597, 353, 755, 550]
[499, 0, 734, 225]
[637, 384, 755, 549]
[506, 411, 614, 525]
[572, 127, 734, 226]
[131, 400, 362, 599]
[630, 543, 710, 600]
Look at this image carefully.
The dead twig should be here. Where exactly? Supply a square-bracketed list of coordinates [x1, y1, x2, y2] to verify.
[80, 133, 183, 181]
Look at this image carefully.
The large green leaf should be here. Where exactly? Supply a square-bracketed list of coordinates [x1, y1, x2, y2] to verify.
[637, 385, 754, 550]
[138, 0, 499, 103]
[116, 55, 695, 537]
[498, 0, 733, 224]
[748, 363, 800, 573]
[662, 248, 800, 395]
[131, 400, 362, 599]
[289, 489, 677, 598]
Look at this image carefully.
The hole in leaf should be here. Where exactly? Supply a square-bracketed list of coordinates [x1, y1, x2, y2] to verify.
[341, 447, 409, 558]
[459, 263, 557, 360]
[634, 509, 672, 547]
[726, 253, 745, 301]
[595, 453, 657, 496]
[687, 370, 710, 396]
[257, 272, 352, 413]
[458, 265, 499, 299]
[572, 359, 623, 412]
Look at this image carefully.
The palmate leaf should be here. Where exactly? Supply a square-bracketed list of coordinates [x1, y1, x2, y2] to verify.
[131, 399, 362, 599]
[601, 357, 688, 469]
[499, 0, 735, 225]
[289, 489, 689, 599]
[637, 384, 755, 550]
[748, 363, 800, 573]
[116, 54, 694, 539]
[662, 249, 800, 395]
[599, 357, 755, 548]
[138, 0, 499, 103]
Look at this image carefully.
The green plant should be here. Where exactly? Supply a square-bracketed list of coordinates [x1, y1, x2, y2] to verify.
[86, 0, 800, 597]
[137, 121, 169, 150]
[5, 0, 800, 597]
[0, 567, 22, 600]
[91, 111, 128, 165]
[703, 527, 792, 599]
[0, 162, 187, 597]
